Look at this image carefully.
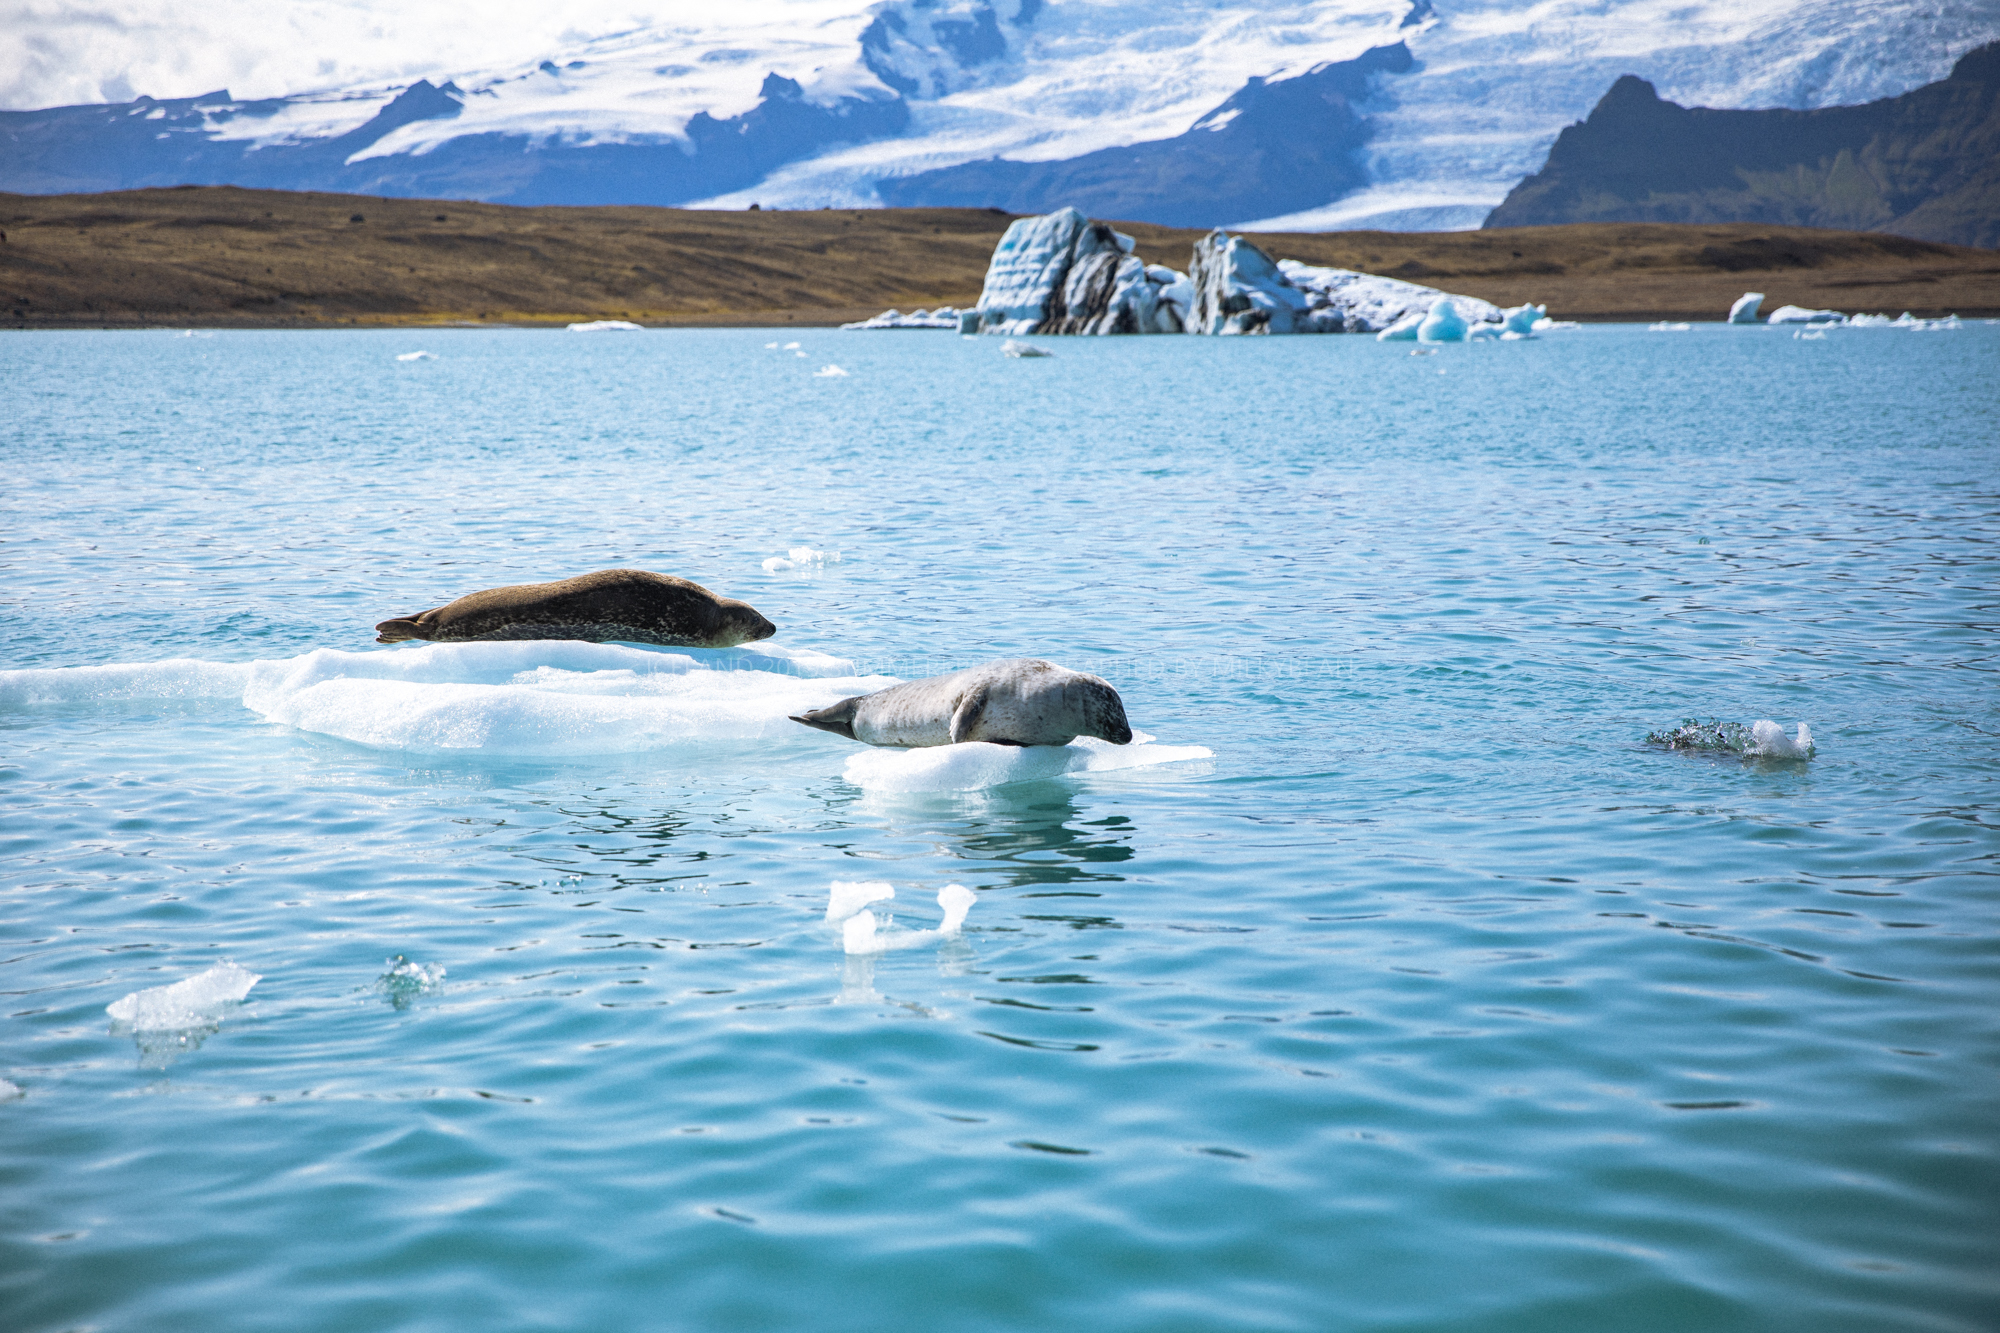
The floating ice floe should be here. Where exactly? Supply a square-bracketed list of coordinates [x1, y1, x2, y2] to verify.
[107, 961, 261, 1030]
[1764, 305, 1845, 325]
[0, 641, 892, 756]
[394, 350, 436, 361]
[1645, 718, 1814, 759]
[843, 730, 1211, 794]
[840, 307, 965, 330]
[762, 546, 841, 573]
[1001, 339, 1052, 358]
[0, 1078, 21, 1101]
[567, 320, 645, 332]
[1729, 292, 1765, 324]
[828, 882, 977, 954]
[1206, 237, 1501, 337]
[1500, 303, 1546, 338]
[1649, 321, 1694, 332]
[1794, 329, 1828, 340]
[812, 364, 849, 377]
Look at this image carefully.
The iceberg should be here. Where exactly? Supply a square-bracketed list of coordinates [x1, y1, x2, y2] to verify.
[1764, 305, 1845, 325]
[1729, 292, 1765, 324]
[969, 207, 1191, 336]
[1502, 303, 1546, 336]
[107, 961, 261, 1030]
[1417, 296, 1470, 342]
[840, 307, 965, 330]
[1001, 339, 1052, 358]
[567, 320, 645, 332]
[1191, 231, 1503, 336]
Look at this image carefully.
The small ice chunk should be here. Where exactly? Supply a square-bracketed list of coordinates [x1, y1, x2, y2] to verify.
[395, 350, 435, 361]
[1750, 720, 1814, 758]
[827, 879, 895, 924]
[1502, 303, 1545, 336]
[107, 961, 260, 1030]
[765, 341, 779, 348]
[567, 320, 645, 332]
[841, 885, 978, 954]
[1001, 339, 1052, 358]
[376, 955, 446, 1008]
[0, 1078, 22, 1101]
[1648, 321, 1693, 331]
[1794, 330, 1827, 340]
[1416, 297, 1468, 343]
[845, 731, 1212, 794]
[813, 364, 849, 377]
[1765, 305, 1844, 325]
[762, 546, 841, 573]
[1375, 310, 1424, 341]
[1729, 292, 1764, 324]
[783, 341, 800, 349]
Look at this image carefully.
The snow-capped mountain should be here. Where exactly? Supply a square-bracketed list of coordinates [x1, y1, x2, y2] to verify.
[4, 0, 1996, 232]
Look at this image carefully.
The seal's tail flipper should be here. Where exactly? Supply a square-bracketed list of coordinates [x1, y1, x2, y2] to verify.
[374, 616, 427, 644]
[948, 686, 989, 744]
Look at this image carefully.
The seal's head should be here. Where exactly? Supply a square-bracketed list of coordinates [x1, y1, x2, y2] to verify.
[714, 597, 778, 646]
[790, 696, 859, 740]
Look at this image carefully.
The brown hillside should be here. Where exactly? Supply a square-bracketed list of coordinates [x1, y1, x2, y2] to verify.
[3, 186, 1996, 328]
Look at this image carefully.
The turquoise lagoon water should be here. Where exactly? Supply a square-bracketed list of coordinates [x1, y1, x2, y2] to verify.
[2, 323, 1996, 1331]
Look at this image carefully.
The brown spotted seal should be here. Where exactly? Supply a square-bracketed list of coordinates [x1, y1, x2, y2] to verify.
[374, 569, 776, 647]
[791, 658, 1133, 748]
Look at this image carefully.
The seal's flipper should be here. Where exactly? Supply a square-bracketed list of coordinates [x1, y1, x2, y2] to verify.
[949, 687, 990, 744]
[373, 608, 441, 644]
[791, 697, 860, 741]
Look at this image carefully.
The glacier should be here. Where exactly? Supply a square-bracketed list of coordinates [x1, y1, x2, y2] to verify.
[5, 0, 1995, 233]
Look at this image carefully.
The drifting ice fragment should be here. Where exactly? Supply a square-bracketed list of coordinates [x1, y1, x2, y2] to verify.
[827, 879, 896, 924]
[107, 961, 261, 1030]
[566, 320, 644, 332]
[1002, 339, 1053, 358]
[812, 365, 850, 377]
[395, 351, 435, 361]
[1729, 292, 1765, 324]
[762, 546, 841, 573]
[841, 885, 978, 954]
[1648, 322, 1693, 332]
[1765, 305, 1844, 325]
[1750, 720, 1814, 758]
[1502, 303, 1545, 336]
[376, 955, 446, 1009]
[0, 1078, 20, 1101]
[841, 307, 964, 330]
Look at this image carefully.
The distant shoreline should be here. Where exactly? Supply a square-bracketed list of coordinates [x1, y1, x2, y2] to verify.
[6, 186, 1996, 329]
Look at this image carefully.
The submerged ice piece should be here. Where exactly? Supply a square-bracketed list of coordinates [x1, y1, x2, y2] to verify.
[970, 207, 1191, 336]
[1729, 292, 1765, 324]
[791, 658, 1132, 748]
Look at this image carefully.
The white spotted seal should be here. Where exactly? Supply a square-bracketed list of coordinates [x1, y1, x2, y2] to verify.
[791, 659, 1133, 748]
[374, 569, 776, 647]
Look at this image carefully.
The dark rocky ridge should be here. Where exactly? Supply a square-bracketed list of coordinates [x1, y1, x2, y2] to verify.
[876, 43, 1414, 226]
[1486, 41, 2000, 248]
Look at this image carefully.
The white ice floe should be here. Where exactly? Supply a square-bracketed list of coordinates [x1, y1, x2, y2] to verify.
[107, 961, 260, 1030]
[762, 546, 841, 572]
[1001, 339, 1053, 358]
[567, 320, 645, 332]
[812, 364, 850, 377]
[1, 641, 891, 756]
[1534, 318, 1582, 331]
[843, 730, 1211, 794]
[0, 1078, 20, 1101]
[1794, 329, 1828, 340]
[1729, 292, 1765, 324]
[783, 341, 800, 349]
[1750, 720, 1814, 759]
[1765, 305, 1845, 325]
[840, 307, 964, 330]
[840, 884, 977, 954]
[826, 879, 896, 924]
[395, 350, 436, 361]
[1649, 321, 1694, 332]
